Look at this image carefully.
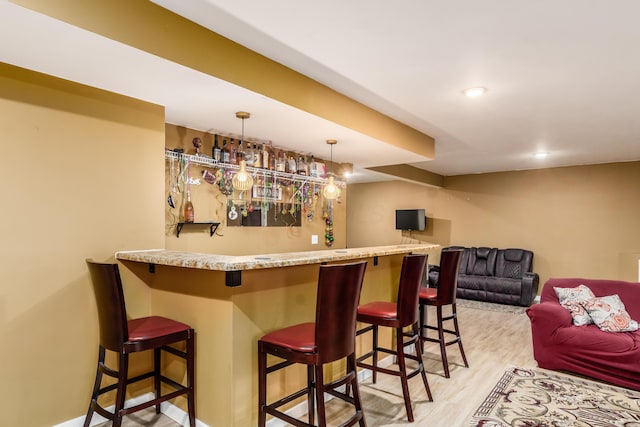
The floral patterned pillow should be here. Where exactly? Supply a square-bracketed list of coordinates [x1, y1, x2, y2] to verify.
[580, 294, 639, 332]
[554, 285, 596, 326]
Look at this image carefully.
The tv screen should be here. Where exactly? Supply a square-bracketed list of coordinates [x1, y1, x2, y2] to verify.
[395, 209, 426, 231]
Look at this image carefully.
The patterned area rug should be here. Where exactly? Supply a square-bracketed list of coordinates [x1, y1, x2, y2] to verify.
[469, 367, 640, 426]
[457, 298, 528, 314]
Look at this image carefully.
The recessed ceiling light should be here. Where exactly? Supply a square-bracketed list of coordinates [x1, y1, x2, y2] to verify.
[534, 151, 549, 159]
[463, 87, 487, 97]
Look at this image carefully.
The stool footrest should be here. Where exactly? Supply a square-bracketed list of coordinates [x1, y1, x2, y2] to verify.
[265, 387, 310, 412]
[264, 406, 313, 427]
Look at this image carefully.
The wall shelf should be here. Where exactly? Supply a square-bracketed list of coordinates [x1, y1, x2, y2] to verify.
[176, 222, 221, 238]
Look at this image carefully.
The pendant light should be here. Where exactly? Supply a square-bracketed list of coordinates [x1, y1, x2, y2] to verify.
[323, 139, 340, 200]
[232, 111, 253, 192]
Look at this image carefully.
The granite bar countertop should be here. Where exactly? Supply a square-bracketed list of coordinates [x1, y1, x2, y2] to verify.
[115, 243, 438, 272]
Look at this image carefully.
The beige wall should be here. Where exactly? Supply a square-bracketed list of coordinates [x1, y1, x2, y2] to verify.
[347, 162, 640, 286]
[0, 63, 166, 426]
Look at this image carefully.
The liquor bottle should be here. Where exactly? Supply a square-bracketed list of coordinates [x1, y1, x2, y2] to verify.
[288, 153, 297, 174]
[275, 150, 286, 172]
[309, 154, 317, 177]
[254, 143, 262, 168]
[245, 142, 254, 167]
[269, 144, 276, 171]
[236, 139, 245, 163]
[222, 139, 230, 163]
[228, 139, 237, 164]
[212, 134, 221, 162]
[297, 155, 308, 175]
[184, 190, 195, 223]
[262, 144, 270, 170]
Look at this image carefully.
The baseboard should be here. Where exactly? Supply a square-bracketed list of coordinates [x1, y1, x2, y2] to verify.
[265, 354, 394, 427]
[534, 295, 541, 303]
[53, 393, 210, 427]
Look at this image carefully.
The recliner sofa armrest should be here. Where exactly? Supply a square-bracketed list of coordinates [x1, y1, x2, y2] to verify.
[519, 272, 540, 306]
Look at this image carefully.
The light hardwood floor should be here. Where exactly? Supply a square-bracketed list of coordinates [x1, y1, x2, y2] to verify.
[101, 303, 536, 427]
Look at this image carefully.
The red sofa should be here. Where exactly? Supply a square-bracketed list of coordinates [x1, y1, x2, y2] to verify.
[527, 277, 640, 391]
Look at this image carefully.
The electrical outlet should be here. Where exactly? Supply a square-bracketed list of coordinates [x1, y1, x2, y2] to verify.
[311, 235, 318, 245]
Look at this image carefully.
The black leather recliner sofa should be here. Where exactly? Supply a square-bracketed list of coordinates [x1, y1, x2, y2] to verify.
[428, 246, 539, 306]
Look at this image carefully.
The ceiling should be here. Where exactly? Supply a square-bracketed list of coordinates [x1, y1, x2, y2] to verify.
[2, 0, 640, 183]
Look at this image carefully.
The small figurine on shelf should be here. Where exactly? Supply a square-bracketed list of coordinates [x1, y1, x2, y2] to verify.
[192, 137, 203, 155]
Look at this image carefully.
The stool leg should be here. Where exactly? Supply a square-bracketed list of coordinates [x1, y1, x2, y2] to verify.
[83, 346, 106, 427]
[411, 322, 432, 401]
[314, 364, 327, 427]
[186, 335, 196, 427]
[347, 353, 367, 427]
[257, 343, 267, 427]
[113, 353, 129, 427]
[452, 303, 469, 368]
[307, 365, 315, 426]
[154, 348, 161, 414]
[436, 306, 450, 378]
[372, 324, 379, 384]
[419, 304, 426, 353]
[396, 327, 414, 422]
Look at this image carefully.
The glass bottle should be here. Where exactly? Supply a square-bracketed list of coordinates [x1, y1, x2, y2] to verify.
[288, 153, 297, 174]
[236, 139, 244, 163]
[184, 190, 195, 223]
[254, 143, 262, 168]
[222, 139, 230, 163]
[212, 134, 221, 162]
[228, 139, 237, 164]
[262, 144, 270, 170]
[245, 142, 254, 167]
[275, 150, 286, 172]
[269, 144, 276, 171]
[297, 155, 308, 175]
[309, 154, 317, 177]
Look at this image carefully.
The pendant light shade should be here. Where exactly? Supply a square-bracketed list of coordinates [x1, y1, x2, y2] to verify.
[323, 175, 339, 200]
[232, 160, 253, 191]
[232, 111, 253, 192]
[323, 139, 340, 200]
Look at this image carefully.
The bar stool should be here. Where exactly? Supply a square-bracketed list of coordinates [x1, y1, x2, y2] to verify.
[355, 254, 432, 422]
[84, 260, 196, 427]
[258, 261, 368, 427]
[418, 249, 468, 378]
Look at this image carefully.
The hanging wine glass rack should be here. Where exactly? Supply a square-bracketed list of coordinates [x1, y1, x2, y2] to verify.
[165, 149, 345, 188]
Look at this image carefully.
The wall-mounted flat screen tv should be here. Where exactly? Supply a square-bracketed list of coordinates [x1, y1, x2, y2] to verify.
[395, 209, 426, 231]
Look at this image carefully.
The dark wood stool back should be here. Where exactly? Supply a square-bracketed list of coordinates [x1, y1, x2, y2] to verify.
[258, 261, 368, 427]
[84, 260, 196, 427]
[355, 254, 432, 422]
[419, 249, 469, 378]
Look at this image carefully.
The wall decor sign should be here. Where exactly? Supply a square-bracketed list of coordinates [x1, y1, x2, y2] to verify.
[252, 185, 283, 201]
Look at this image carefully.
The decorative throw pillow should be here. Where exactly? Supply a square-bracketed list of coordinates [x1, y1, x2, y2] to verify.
[580, 294, 639, 332]
[554, 285, 596, 326]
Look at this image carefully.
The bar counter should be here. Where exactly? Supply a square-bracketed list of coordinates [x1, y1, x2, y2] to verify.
[115, 243, 439, 427]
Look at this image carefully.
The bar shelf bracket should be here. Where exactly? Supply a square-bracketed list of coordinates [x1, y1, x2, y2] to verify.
[176, 222, 221, 238]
